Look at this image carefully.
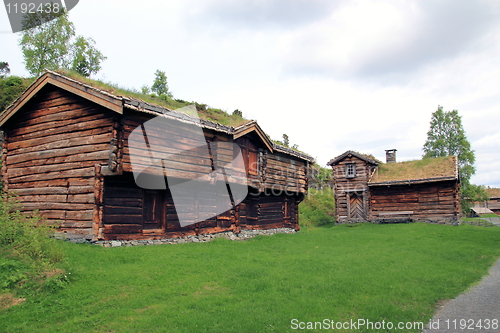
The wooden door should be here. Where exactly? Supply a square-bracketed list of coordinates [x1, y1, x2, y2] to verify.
[143, 190, 163, 229]
[349, 194, 366, 220]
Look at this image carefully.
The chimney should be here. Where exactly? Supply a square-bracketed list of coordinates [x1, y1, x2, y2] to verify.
[385, 149, 397, 163]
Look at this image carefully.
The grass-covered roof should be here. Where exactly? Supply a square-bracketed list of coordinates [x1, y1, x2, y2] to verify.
[486, 188, 500, 197]
[54, 70, 249, 127]
[369, 156, 458, 185]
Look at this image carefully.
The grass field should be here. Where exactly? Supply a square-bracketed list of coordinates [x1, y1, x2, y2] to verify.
[1, 223, 500, 332]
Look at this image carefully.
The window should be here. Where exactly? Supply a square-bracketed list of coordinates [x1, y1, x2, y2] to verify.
[248, 148, 258, 176]
[345, 163, 356, 178]
[284, 200, 290, 219]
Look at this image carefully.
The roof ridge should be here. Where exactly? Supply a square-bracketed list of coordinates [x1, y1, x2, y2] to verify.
[327, 150, 380, 166]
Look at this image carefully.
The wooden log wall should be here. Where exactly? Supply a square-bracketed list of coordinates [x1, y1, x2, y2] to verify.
[369, 180, 460, 221]
[238, 193, 299, 230]
[101, 171, 300, 239]
[4, 85, 114, 237]
[262, 153, 307, 194]
[121, 110, 307, 192]
[102, 174, 143, 235]
[121, 111, 215, 182]
[331, 156, 372, 221]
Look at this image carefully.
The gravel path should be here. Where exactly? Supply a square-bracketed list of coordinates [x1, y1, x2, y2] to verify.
[484, 217, 500, 226]
[423, 257, 500, 333]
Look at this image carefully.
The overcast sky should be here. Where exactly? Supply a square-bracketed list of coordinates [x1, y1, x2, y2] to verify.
[1, 0, 499, 187]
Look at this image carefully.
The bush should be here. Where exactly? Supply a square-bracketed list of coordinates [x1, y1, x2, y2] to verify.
[0, 194, 65, 292]
[0, 76, 30, 112]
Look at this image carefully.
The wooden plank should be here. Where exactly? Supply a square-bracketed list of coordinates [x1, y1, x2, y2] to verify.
[103, 224, 143, 234]
[103, 206, 143, 215]
[18, 194, 67, 203]
[104, 187, 142, 198]
[123, 156, 212, 174]
[104, 198, 142, 207]
[9, 118, 113, 142]
[122, 161, 212, 181]
[67, 193, 95, 203]
[11, 108, 108, 136]
[8, 178, 94, 189]
[11, 106, 103, 129]
[7, 147, 109, 166]
[59, 221, 93, 228]
[66, 210, 94, 220]
[124, 129, 208, 149]
[375, 211, 414, 216]
[8, 127, 111, 151]
[14, 99, 103, 123]
[8, 160, 103, 178]
[8, 167, 94, 184]
[20, 202, 93, 211]
[103, 214, 142, 224]
[7, 133, 111, 155]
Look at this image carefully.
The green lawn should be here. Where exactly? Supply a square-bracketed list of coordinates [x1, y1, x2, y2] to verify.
[2, 223, 500, 332]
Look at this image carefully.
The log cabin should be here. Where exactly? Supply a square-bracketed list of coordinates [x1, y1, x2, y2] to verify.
[473, 188, 500, 216]
[327, 150, 461, 223]
[0, 71, 314, 240]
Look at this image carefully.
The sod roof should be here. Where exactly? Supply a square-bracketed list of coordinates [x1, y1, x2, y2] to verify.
[486, 188, 500, 198]
[369, 156, 458, 186]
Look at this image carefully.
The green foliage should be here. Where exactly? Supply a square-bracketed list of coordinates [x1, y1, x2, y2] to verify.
[20, 10, 75, 76]
[71, 36, 106, 77]
[0, 62, 10, 78]
[151, 70, 171, 97]
[0, 76, 32, 112]
[282, 133, 289, 147]
[299, 188, 335, 227]
[272, 133, 300, 151]
[232, 109, 243, 117]
[423, 106, 475, 184]
[2, 224, 500, 331]
[462, 184, 490, 215]
[422, 106, 484, 214]
[0, 195, 65, 293]
[19, 10, 105, 77]
[140, 84, 150, 95]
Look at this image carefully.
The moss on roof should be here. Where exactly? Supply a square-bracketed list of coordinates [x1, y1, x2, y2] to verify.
[486, 188, 500, 197]
[358, 152, 382, 164]
[369, 156, 457, 183]
[54, 70, 248, 127]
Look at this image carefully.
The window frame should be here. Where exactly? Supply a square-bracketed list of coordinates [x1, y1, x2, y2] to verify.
[345, 163, 356, 178]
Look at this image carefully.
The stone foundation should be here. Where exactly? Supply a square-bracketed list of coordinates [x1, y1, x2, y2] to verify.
[56, 228, 297, 247]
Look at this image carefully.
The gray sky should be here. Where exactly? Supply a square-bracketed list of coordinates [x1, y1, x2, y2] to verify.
[1, 0, 499, 187]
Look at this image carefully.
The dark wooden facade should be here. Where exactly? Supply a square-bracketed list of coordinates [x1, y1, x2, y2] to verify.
[369, 180, 461, 222]
[474, 193, 500, 216]
[0, 71, 313, 240]
[328, 151, 461, 223]
[327, 151, 378, 222]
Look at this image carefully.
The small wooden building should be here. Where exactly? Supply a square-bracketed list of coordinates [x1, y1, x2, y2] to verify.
[0, 71, 314, 240]
[327, 150, 461, 223]
[474, 188, 500, 215]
